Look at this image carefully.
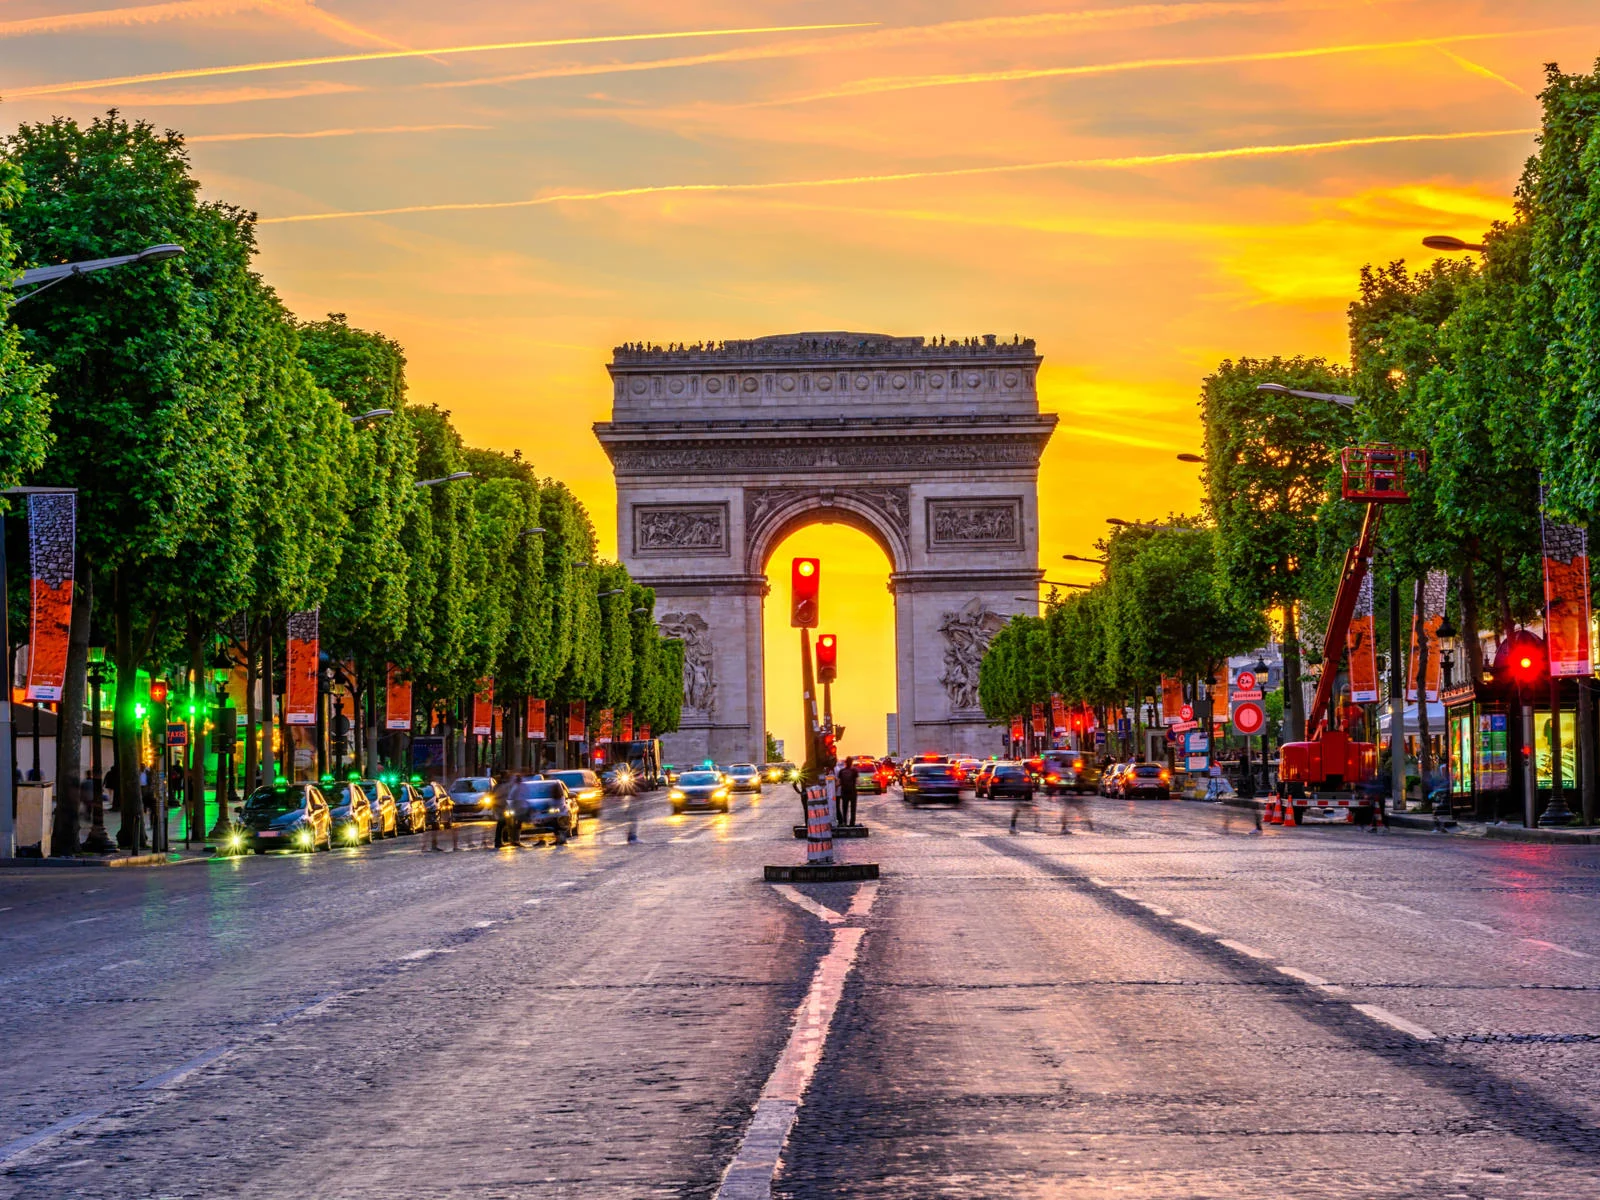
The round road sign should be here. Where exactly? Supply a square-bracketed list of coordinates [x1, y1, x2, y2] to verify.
[1237, 670, 1257, 692]
[1232, 701, 1265, 735]
[1180, 703, 1194, 721]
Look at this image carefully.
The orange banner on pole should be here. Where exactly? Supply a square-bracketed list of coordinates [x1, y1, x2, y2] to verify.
[619, 712, 634, 743]
[1406, 571, 1446, 703]
[24, 493, 74, 702]
[526, 697, 546, 739]
[1050, 693, 1066, 735]
[1542, 498, 1593, 677]
[285, 609, 319, 725]
[385, 665, 412, 731]
[1161, 676, 1184, 725]
[597, 709, 614, 744]
[472, 680, 494, 736]
[568, 700, 586, 741]
[1348, 574, 1379, 703]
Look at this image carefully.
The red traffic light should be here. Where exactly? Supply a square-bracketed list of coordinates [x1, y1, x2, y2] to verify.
[816, 633, 837, 683]
[149, 680, 169, 704]
[1498, 630, 1548, 688]
[791, 558, 820, 628]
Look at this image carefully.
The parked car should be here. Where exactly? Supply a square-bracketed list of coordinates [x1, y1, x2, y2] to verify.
[545, 769, 605, 816]
[1122, 763, 1173, 799]
[724, 763, 764, 793]
[985, 762, 1035, 802]
[387, 781, 429, 834]
[236, 783, 333, 853]
[413, 780, 454, 829]
[903, 762, 963, 807]
[448, 776, 497, 819]
[670, 770, 731, 814]
[501, 778, 580, 842]
[321, 781, 375, 845]
[355, 779, 402, 836]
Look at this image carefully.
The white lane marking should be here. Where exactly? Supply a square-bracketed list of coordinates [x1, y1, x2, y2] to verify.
[1384, 903, 1425, 916]
[523, 898, 543, 906]
[1458, 920, 1499, 934]
[845, 882, 879, 919]
[1136, 902, 1172, 916]
[69, 916, 105, 925]
[134, 1044, 235, 1091]
[771, 884, 842, 925]
[1217, 939, 1273, 960]
[97, 959, 143, 972]
[1274, 964, 1342, 992]
[0, 1109, 106, 1164]
[1173, 918, 1217, 935]
[473, 920, 495, 928]
[1353, 1004, 1435, 1041]
[716, 885, 879, 1200]
[1087, 877, 1112, 887]
[1521, 938, 1592, 959]
[265, 993, 341, 1025]
[400, 948, 455, 961]
[553, 881, 579, 889]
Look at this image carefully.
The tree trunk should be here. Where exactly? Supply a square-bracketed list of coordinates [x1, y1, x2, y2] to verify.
[243, 615, 259, 792]
[111, 573, 143, 853]
[262, 614, 277, 785]
[184, 616, 207, 843]
[1459, 556, 1485, 684]
[1282, 601, 1306, 743]
[51, 555, 91, 855]
[1494, 553, 1513, 640]
[1413, 575, 1434, 795]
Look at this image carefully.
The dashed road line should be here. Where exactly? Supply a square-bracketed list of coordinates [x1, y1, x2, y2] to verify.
[1353, 1004, 1437, 1041]
[771, 885, 842, 925]
[1521, 938, 1592, 959]
[0, 1109, 106, 1164]
[1217, 938, 1273, 960]
[134, 1045, 235, 1091]
[1173, 918, 1217, 936]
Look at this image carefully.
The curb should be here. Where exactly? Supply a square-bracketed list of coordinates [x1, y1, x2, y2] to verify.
[1217, 796, 1598, 843]
[0, 851, 219, 870]
[764, 863, 879, 882]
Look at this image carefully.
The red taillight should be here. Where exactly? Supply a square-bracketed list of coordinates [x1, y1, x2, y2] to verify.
[1073, 760, 1083, 770]
[1159, 771, 1170, 781]
[1045, 774, 1060, 783]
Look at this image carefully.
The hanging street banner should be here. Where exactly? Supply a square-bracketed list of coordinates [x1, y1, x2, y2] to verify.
[472, 680, 494, 736]
[385, 665, 412, 731]
[597, 708, 614, 744]
[619, 712, 634, 743]
[285, 609, 319, 725]
[1160, 676, 1184, 725]
[1407, 571, 1447, 703]
[1010, 717, 1025, 744]
[1050, 693, 1067, 735]
[1541, 496, 1593, 677]
[568, 699, 586, 741]
[526, 697, 546, 739]
[23, 493, 74, 702]
[1030, 702, 1046, 735]
[640, 723, 652, 740]
[1348, 573, 1380, 703]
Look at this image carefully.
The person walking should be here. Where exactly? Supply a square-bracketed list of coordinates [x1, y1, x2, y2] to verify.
[836, 758, 859, 828]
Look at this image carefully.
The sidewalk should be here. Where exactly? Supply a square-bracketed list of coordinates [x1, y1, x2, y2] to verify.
[1217, 796, 1600, 844]
[1, 802, 222, 869]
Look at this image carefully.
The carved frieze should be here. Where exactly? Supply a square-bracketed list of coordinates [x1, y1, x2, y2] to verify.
[938, 598, 1009, 712]
[657, 611, 716, 715]
[632, 503, 729, 557]
[608, 437, 1046, 476]
[926, 498, 1024, 551]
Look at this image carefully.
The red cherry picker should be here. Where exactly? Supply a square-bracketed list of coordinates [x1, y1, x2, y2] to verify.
[1267, 444, 1425, 826]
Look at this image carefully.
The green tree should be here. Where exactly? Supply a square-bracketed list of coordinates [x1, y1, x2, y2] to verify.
[0, 157, 51, 489]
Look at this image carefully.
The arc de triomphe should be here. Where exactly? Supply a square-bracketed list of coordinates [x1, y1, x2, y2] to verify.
[595, 332, 1055, 766]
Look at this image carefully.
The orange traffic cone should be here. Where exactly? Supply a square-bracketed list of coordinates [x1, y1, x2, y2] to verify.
[1264, 799, 1281, 825]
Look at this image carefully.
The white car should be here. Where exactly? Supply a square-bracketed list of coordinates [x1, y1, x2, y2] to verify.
[447, 775, 497, 818]
[724, 763, 764, 793]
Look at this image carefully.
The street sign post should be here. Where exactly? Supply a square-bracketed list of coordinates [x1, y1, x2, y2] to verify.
[1232, 701, 1265, 736]
[166, 723, 188, 748]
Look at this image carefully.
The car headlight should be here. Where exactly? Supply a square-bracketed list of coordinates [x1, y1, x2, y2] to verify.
[229, 832, 243, 849]
[714, 788, 729, 799]
[298, 829, 313, 845]
[670, 789, 685, 800]
[478, 796, 493, 807]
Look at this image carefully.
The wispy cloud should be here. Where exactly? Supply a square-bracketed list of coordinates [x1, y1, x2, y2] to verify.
[189, 122, 487, 142]
[258, 128, 1537, 225]
[763, 28, 1573, 106]
[428, 0, 1415, 91]
[2, 21, 878, 99]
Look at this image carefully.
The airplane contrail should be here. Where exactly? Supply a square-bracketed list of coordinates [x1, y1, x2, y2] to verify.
[1, 21, 878, 99]
[257, 128, 1537, 225]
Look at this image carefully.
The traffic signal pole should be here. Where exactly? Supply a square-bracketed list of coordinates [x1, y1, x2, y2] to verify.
[800, 627, 823, 787]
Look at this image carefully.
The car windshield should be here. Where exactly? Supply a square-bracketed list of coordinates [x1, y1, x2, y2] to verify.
[680, 772, 721, 786]
[449, 778, 492, 793]
[244, 787, 304, 814]
[547, 771, 590, 789]
[728, 763, 757, 773]
[515, 781, 564, 800]
[356, 781, 382, 800]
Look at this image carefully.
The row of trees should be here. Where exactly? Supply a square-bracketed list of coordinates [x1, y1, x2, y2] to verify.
[982, 60, 1600, 760]
[0, 112, 681, 853]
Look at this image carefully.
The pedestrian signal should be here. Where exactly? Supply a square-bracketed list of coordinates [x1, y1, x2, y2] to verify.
[791, 558, 820, 628]
[816, 634, 837, 683]
[149, 680, 169, 704]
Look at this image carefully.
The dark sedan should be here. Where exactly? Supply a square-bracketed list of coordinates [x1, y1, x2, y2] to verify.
[903, 763, 963, 807]
[501, 779, 580, 843]
[234, 783, 333, 853]
[984, 762, 1034, 802]
[669, 770, 731, 814]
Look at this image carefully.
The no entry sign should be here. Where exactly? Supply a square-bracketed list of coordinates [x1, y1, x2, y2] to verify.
[1232, 701, 1265, 736]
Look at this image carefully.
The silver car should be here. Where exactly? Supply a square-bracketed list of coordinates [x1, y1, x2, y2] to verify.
[723, 762, 763, 793]
[447, 775, 497, 819]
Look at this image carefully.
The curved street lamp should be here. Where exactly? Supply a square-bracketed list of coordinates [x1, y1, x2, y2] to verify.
[1176, 453, 1204, 464]
[8, 243, 186, 304]
[1255, 382, 1358, 408]
[1061, 553, 1106, 564]
[1423, 234, 1487, 253]
[350, 408, 394, 425]
[414, 471, 473, 489]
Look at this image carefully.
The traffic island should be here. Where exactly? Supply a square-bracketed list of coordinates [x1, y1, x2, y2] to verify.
[764, 862, 879, 882]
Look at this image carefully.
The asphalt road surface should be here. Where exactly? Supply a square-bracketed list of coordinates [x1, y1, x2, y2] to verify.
[1, 785, 1597, 1198]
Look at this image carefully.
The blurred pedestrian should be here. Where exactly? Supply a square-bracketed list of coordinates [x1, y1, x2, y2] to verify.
[836, 759, 859, 828]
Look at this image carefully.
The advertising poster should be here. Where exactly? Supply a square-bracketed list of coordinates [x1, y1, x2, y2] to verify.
[1348, 573, 1380, 703]
[285, 609, 319, 725]
[1540, 498, 1593, 677]
[1406, 571, 1446, 703]
[385, 665, 412, 731]
[597, 709, 614, 745]
[23, 493, 74, 702]
[568, 699, 586, 741]
[1536, 710, 1577, 789]
[526, 697, 546, 739]
[1161, 676, 1184, 725]
[472, 680, 494, 736]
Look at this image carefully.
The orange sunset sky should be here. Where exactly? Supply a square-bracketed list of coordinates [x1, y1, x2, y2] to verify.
[4, 1, 1595, 757]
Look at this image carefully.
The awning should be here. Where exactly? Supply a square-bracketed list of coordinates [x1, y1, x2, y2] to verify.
[1376, 701, 1447, 737]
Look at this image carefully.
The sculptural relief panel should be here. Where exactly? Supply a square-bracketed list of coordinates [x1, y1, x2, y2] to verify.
[632, 503, 729, 557]
[926, 498, 1024, 551]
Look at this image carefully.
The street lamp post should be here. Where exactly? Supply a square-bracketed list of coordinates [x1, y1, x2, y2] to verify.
[414, 471, 473, 489]
[83, 653, 113, 853]
[7, 244, 185, 304]
[349, 408, 394, 425]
